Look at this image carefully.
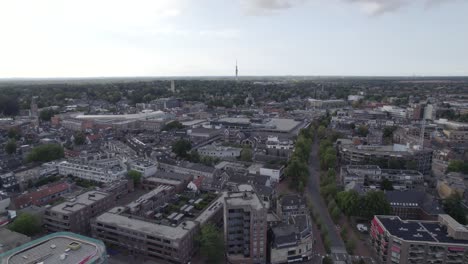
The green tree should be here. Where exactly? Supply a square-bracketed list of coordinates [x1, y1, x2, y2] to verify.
[331, 206, 341, 221]
[317, 125, 326, 139]
[294, 135, 312, 162]
[346, 239, 356, 254]
[7, 128, 20, 140]
[321, 151, 337, 170]
[318, 139, 333, 156]
[323, 256, 333, 264]
[240, 147, 253, 162]
[381, 178, 394, 191]
[444, 193, 467, 225]
[285, 157, 309, 190]
[26, 144, 64, 163]
[172, 139, 192, 158]
[447, 160, 468, 174]
[5, 140, 17, 155]
[299, 127, 314, 139]
[321, 183, 338, 199]
[383, 126, 397, 139]
[39, 109, 57, 121]
[74, 132, 86, 145]
[8, 213, 42, 236]
[162, 121, 184, 131]
[336, 190, 360, 216]
[197, 224, 225, 263]
[357, 125, 369, 137]
[359, 191, 391, 219]
[128, 170, 142, 186]
[189, 150, 200, 163]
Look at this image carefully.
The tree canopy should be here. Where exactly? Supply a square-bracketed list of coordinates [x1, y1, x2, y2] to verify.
[27, 144, 64, 163]
[0, 95, 20, 116]
[322, 256, 333, 264]
[336, 190, 391, 219]
[172, 139, 192, 158]
[39, 108, 58, 121]
[7, 128, 20, 140]
[444, 193, 467, 225]
[8, 213, 42, 236]
[128, 170, 142, 186]
[197, 224, 225, 263]
[447, 160, 468, 175]
[5, 140, 17, 155]
[357, 125, 369, 137]
[162, 120, 184, 131]
[286, 157, 309, 191]
[284, 126, 315, 191]
[240, 147, 253, 162]
[74, 132, 86, 145]
[336, 190, 360, 216]
[380, 178, 394, 191]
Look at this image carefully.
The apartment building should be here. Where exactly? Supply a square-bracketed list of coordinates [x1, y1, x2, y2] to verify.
[197, 145, 242, 159]
[266, 136, 294, 150]
[435, 119, 468, 146]
[385, 190, 444, 220]
[159, 160, 215, 179]
[340, 165, 424, 190]
[142, 171, 192, 193]
[91, 186, 225, 264]
[338, 143, 433, 175]
[259, 164, 284, 183]
[276, 194, 307, 221]
[12, 181, 72, 209]
[103, 140, 137, 157]
[371, 214, 468, 264]
[44, 191, 115, 234]
[307, 99, 347, 109]
[128, 158, 158, 178]
[224, 191, 268, 264]
[57, 160, 126, 183]
[270, 214, 314, 264]
[265, 136, 294, 157]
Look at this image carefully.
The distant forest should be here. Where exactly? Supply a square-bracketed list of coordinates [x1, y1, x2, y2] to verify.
[0, 77, 467, 116]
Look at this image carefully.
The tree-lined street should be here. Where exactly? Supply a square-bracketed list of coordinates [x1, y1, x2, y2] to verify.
[306, 136, 346, 256]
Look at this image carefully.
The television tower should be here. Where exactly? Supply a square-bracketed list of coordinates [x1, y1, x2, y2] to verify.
[235, 60, 238, 81]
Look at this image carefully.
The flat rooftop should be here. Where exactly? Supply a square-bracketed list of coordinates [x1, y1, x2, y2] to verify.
[96, 211, 198, 241]
[0, 232, 106, 264]
[341, 144, 429, 155]
[225, 192, 265, 211]
[97, 191, 224, 241]
[264, 118, 301, 132]
[74, 110, 165, 121]
[376, 215, 468, 245]
[144, 177, 182, 186]
[49, 191, 109, 214]
[218, 117, 251, 124]
[182, 119, 207, 126]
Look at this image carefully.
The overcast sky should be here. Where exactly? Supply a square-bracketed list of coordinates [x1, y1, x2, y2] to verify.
[0, 0, 467, 77]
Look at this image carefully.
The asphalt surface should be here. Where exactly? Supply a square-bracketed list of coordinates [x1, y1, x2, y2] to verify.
[306, 136, 346, 254]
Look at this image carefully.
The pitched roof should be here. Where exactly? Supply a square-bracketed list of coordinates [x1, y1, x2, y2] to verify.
[13, 182, 71, 208]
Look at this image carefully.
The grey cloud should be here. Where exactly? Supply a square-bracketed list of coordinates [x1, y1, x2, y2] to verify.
[241, 0, 307, 14]
[344, 0, 406, 15]
[242, 0, 456, 15]
[344, 0, 458, 15]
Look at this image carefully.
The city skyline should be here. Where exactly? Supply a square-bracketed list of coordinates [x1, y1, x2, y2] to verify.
[1, 0, 467, 78]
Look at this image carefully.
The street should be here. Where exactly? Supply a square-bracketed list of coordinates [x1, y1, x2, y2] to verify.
[305, 136, 346, 256]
